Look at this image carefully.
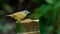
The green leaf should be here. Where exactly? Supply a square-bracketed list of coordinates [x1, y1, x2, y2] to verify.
[45, 0, 57, 4]
[53, 1, 60, 9]
[29, 4, 51, 19]
[2, 3, 13, 13]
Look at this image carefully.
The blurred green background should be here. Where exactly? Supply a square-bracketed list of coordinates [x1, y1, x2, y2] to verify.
[0, 0, 60, 34]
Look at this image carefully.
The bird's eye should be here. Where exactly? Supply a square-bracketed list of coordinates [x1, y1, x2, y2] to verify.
[25, 12, 27, 13]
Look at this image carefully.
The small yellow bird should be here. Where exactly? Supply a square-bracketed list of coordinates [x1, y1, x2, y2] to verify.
[6, 10, 30, 23]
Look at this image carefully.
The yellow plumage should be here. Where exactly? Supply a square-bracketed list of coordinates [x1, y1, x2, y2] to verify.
[10, 12, 27, 21]
[6, 10, 30, 22]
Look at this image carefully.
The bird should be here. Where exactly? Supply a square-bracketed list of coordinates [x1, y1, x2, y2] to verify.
[6, 10, 30, 23]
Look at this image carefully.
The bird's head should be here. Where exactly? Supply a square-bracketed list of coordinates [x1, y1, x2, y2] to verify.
[22, 10, 30, 14]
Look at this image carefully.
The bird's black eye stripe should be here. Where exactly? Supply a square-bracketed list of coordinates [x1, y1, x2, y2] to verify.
[23, 11, 27, 13]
